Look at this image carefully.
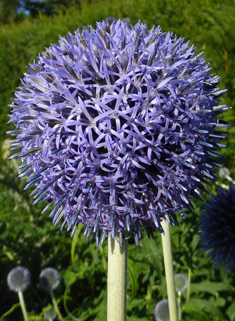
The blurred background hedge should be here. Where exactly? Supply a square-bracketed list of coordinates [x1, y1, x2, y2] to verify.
[1, 1, 235, 320]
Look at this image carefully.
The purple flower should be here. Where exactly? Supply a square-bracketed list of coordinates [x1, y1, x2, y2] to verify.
[199, 184, 235, 273]
[8, 20, 229, 245]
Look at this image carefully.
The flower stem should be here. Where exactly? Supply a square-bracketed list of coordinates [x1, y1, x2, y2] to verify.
[186, 268, 191, 304]
[108, 233, 128, 321]
[18, 291, 28, 321]
[161, 219, 178, 321]
[50, 290, 65, 321]
[177, 293, 182, 320]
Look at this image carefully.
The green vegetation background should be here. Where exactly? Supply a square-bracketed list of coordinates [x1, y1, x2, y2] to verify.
[0, 0, 235, 320]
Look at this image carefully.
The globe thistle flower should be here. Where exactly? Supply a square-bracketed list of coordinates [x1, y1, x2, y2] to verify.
[174, 274, 188, 295]
[199, 184, 235, 273]
[39, 268, 60, 292]
[8, 20, 229, 245]
[154, 299, 169, 321]
[44, 310, 57, 321]
[7, 266, 31, 293]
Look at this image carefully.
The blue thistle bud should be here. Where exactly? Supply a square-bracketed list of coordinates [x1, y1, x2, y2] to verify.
[105, 16, 117, 25]
[174, 274, 188, 294]
[154, 299, 169, 321]
[7, 266, 31, 293]
[218, 167, 230, 178]
[199, 184, 235, 273]
[44, 310, 57, 321]
[39, 268, 60, 292]
[122, 17, 131, 26]
[8, 20, 230, 245]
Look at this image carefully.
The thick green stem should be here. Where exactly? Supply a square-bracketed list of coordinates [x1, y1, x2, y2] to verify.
[18, 291, 28, 321]
[50, 290, 65, 321]
[161, 219, 178, 321]
[107, 234, 128, 321]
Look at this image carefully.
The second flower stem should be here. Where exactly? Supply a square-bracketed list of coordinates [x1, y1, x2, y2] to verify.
[161, 219, 178, 321]
[50, 290, 65, 321]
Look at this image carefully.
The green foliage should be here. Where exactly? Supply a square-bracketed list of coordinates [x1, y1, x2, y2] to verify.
[0, 0, 19, 24]
[1, 0, 235, 320]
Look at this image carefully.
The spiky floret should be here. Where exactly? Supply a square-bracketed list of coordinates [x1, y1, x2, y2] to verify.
[199, 184, 235, 273]
[39, 268, 60, 291]
[7, 267, 31, 293]
[8, 20, 229, 245]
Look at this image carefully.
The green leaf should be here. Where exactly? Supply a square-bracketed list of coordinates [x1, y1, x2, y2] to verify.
[191, 234, 199, 252]
[190, 280, 234, 295]
[127, 258, 138, 301]
[63, 268, 80, 288]
[187, 298, 224, 318]
[226, 301, 235, 321]
[184, 299, 207, 317]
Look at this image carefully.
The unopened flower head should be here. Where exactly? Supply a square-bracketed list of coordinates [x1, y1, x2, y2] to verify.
[199, 184, 235, 273]
[174, 273, 188, 294]
[39, 268, 60, 291]
[8, 20, 229, 245]
[218, 167, 230, 179]
[44, 310, 57, 321]
[154, 299, 169, 321]
[104, 16, 117, 25]
[7, 266, 31, 293]
[122, 17, 131, 26]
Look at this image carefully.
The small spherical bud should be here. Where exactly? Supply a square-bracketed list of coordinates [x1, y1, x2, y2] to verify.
[7, 267, 31, 293]
[174, 274, 188, 294]
[44, 310, 57, 320]
[39, 268, 60, 292]
[154, 299, 169, 321]
[105, 16, 116, 25]
[122, 17, 130, 25]
[219, 167, 230, 179]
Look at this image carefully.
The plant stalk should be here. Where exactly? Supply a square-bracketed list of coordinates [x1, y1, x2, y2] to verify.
[177, 293, 182, 320]
[161, 219, 178, 321]
[18, 291, 28, 321]
[186, 267, 191, 304]
[50, 290, 65, 321]
[107, 234, 128, 321]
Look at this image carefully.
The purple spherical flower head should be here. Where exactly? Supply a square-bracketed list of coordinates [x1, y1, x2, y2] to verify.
[199, 184, 235, 273]
[8, 20, 229, 246]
